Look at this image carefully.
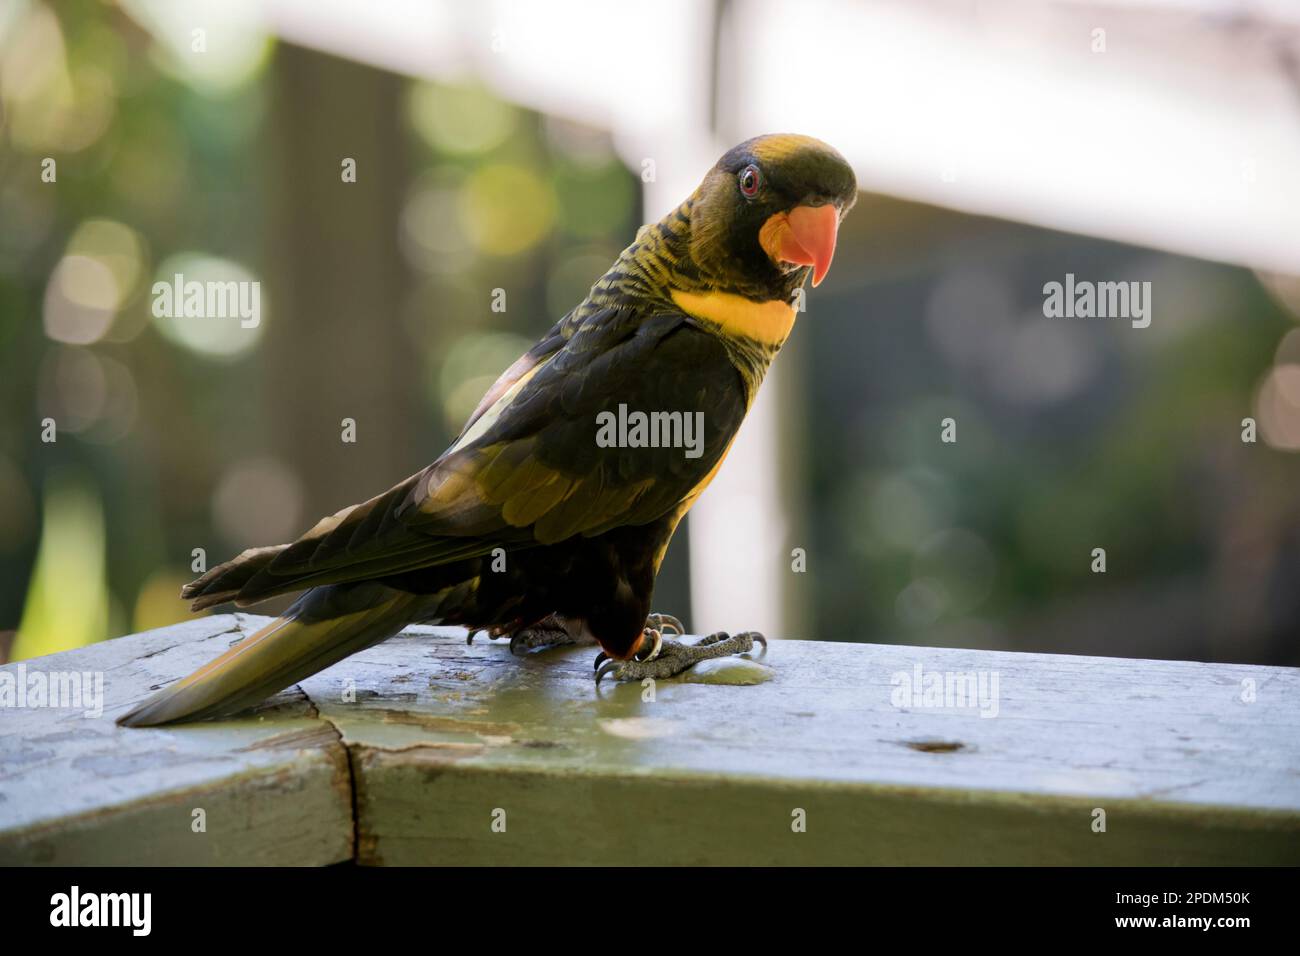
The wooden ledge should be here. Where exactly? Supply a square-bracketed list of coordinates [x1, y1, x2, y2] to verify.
[2, 613, 1297, 865]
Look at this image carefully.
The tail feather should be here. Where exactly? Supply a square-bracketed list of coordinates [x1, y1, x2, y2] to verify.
[117, 583, 427, 727]
[183, 545, 287, 611]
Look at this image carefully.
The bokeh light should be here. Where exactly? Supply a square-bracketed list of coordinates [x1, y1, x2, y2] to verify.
[407, 82, 517, 156]
[39, 347, 107, 433]
[863, 468, 955, 553]
[1, 3, 116, 153]
[121, 0, 272, 93]
[12, 476, 108, 660]
[1274, 328, 1300, 366]
[150, 253, 265, 359]
[543, 116, 618, 169]
[458, 164, 555, 256]
[1257, 270, 1300, 322]
[212, 456, 305, 546]
[38, 348, 140, 443]
[134, 568, 205, 633]
[400, 172, 475, 275]
[1256, 364, 1300, 452]
[67, 219, 146, 307]
[438, 331, 536, 431]
[987, 312, 1099, 406]
[43, 254, 119, 345]
[895, 577, 948, 629]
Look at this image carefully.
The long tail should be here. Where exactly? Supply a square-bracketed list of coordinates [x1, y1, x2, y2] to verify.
[117, 582, 428, 727]
[181, 544, 287, 611]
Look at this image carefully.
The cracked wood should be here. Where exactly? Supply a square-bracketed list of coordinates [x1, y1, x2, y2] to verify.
[2, 613, 1298, 865]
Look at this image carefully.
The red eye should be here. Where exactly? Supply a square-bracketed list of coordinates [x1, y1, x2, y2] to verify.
[738, 164, 761, 197]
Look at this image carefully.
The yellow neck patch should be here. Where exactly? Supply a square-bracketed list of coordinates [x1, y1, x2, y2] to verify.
[670, 289, 796, 347]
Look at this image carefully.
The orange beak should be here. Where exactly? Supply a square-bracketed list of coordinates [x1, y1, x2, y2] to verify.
[760, 204, 840, 287]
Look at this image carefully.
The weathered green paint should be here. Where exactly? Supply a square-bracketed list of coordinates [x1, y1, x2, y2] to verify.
[0, 616, 353, 865]
[2, 614, 1298, 865]
[352, 762, 1300, 866]
[307, 620, 1300, 865]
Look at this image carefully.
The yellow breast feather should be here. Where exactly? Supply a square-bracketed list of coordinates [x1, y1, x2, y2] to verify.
[670, 289, 796, 348]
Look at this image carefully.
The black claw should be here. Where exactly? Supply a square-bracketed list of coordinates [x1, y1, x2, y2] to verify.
[466, 629, 480, 645]
[593, 651, 608, 672]
[649, 613, 684, 636]
[632, 629, 662, 662]
[594, 660, 620, 686]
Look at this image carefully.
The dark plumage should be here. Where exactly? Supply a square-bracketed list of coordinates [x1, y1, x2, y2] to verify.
[118, 133, 857, 727]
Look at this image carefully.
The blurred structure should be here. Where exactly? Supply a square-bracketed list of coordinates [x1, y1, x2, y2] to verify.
[1, 0, 1298, 665]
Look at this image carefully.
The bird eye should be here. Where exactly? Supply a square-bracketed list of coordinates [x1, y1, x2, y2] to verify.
[738, 164, 761, 198]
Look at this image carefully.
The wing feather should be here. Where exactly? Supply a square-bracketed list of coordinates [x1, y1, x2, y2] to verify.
[197, 306, 747, 608]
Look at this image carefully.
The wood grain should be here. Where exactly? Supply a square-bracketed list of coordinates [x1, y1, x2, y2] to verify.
[3, 613, 1297, 864]
[0, 615, 352, 865]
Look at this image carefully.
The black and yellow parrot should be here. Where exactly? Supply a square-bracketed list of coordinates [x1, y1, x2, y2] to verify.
[117, 133, 857, 727]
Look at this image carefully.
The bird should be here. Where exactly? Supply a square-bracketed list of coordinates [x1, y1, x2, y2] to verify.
[117, 133, 858, 727]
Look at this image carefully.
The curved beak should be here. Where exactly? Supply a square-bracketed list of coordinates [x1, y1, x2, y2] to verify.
[762, 204, 840, 287]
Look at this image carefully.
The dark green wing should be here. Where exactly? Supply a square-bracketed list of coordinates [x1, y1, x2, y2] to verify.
[188, 307, 747, 607]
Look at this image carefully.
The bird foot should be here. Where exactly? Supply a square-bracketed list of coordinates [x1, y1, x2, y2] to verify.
[465, 623, 512, 645]
[629, 611, 684, 662]
[594, 630, 767, 685]
[468, 611, 686, 660]
[509, 625, 592, 656]
[472, 614, 597, 655]
[644, 612, 684, 639]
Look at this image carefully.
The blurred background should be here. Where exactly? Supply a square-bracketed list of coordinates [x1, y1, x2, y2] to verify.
[2, 0, 1299, 667]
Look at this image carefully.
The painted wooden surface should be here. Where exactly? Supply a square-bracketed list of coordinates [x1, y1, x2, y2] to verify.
[0, 616, 352, 865]
[2, 613, 1298, 865]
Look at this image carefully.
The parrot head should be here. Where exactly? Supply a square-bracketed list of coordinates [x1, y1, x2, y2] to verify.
[687, 133, 858, 299]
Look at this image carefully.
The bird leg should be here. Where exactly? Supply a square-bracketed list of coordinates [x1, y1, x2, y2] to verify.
[595, 630, 766, 685]
[471, 614, 598, 656]
[470, 611, 685, 659]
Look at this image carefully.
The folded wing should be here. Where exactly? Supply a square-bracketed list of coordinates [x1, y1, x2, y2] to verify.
[184, 307, 746, 609]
